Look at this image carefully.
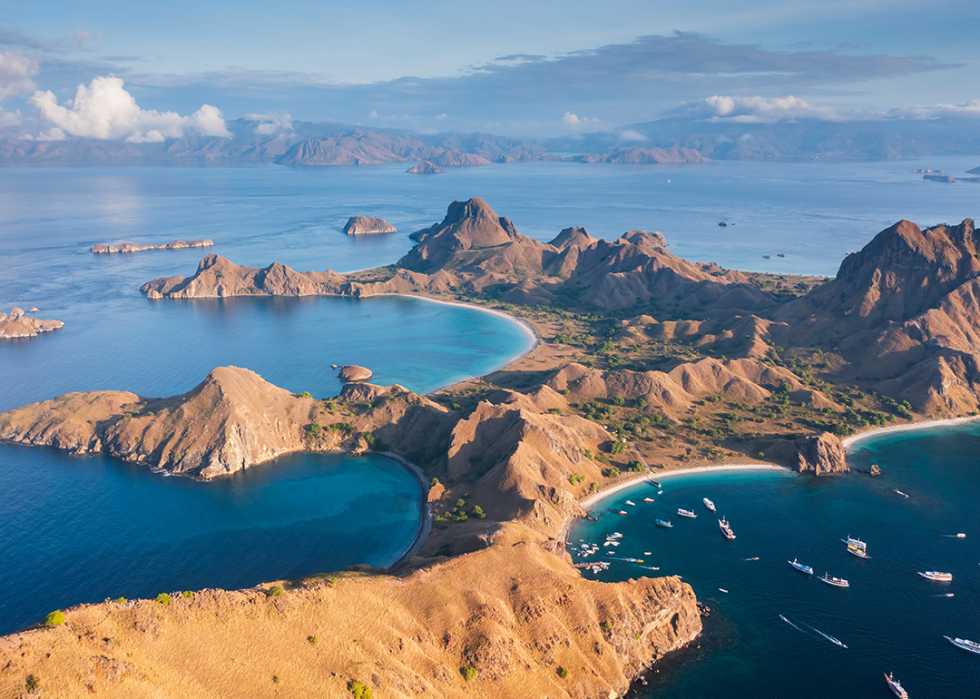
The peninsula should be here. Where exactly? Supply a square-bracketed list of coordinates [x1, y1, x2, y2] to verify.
[92, 239, 214, 254]
[0, 307, 63, 339]
[5, 199, 980, 698]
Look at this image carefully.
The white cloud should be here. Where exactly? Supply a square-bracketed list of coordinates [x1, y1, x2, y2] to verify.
[680, 95, 844, 123]
[245, 111, 293, 135]
[37, 127, 66, 141]
[616, 129, 647, 141]
[369, 110, 378, 118]
[0, 51, 37, 102]
[888, 100, 980, 119]
[562, 111, 599, 125]
[30, 75, 231, 142]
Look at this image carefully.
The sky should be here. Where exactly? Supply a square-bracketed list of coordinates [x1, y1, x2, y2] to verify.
[1, 0, 979, 140]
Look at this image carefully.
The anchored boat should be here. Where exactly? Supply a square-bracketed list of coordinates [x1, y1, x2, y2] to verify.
[643, 497, 655, 503]
[847, 544, 871, 559]
[625, 500, 636, 506]
[841, 535, 866, 551]
[655, 519, 673, 529]
[884, 672, 908, 698]
[918, 571, 952, 582]
[703, 497, 716, 512]
[818, 573, 849, 588]
[788, 558, 814, 575]
[719, 517, 736, 540]
[678, 508, 697, 518]
[945, 636, 980, 655]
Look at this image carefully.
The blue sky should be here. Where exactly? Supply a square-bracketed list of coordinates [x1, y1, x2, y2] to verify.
[1, 0, 978, 138]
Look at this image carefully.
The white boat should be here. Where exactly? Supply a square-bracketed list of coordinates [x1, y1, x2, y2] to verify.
[945, 636, 980, 655]
[847, 545, 871, 559]
[625, 500, 636, 506]
[719, 517, 736, 540]
[703, 497, 716, 512]
[894, 489, 909, 498]
[678, 508, 697, 518]
[818, 573, 849, 588]
[643, 497, 655, 503]
[788, 558, 813, 575]
[918, 571, 952, 582]
[617, 510, 628, 515]
[841, 536, 866, 551]
[885, 672, 908, 698]
[607, 532, 623, 539]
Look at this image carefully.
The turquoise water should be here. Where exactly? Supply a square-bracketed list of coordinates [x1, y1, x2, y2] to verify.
[572, 423, 980, 698]
[0, 449, 421, 636]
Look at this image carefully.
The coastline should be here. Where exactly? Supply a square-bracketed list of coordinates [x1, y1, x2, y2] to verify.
[375, 450, 433, 571]
[842, 414, 980, 449]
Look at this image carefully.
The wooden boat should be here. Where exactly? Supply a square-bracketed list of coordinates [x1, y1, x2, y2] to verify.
[884, 672, 908, 698]
[841, 535, 866, 551]
[847, 544, 871, 559]
[818, 573, 849, 588]
[655, 519, 673, 529]
[648, 480, 662, 489]
[945, 635, 980, 655]
[918, 571, 952, 582]
[703, 497, 716, 512]
[718, 517, 736, 540]
[677, 508, 697, 518]
[788, 558, 813, 575]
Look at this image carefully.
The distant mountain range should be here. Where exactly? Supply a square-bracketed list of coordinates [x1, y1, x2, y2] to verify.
[3, 116, 979, 165]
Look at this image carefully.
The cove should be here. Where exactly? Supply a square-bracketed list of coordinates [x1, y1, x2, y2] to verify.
[0, 447, 422, 636]
[571, 422, 980, 699]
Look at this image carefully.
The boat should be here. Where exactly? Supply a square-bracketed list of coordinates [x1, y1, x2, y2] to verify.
[945, 636, 980, 655]
[719, 517, 736, 540]
[763, 254, 771, 259]
[678, 508, 697, 518]
[894, 489, 909, 498]
[841, 535, 866, 551]
[885, 672, 908, 698]
[718, 588, 728, 593]
[777, 253, 786, 258]
[847, 544, 871, 559]
[607, 532, 622, 539]
[649, 480, 662, 488]
[643, 497, 655, 503]
[617, 510, 628, 515]
[703, 497, 716, 512]
[918, 571, 952, 582]
[655, 519, 673, 529]
[956, 533, 966, 538]
[625, 500, 636, 506]
[788, 558, 813, 575]
[643, 551, 651, 556]
[818, 573, 849, 588]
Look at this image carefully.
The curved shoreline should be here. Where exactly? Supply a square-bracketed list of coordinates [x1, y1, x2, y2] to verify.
[842, 415, 980, 449]
[375, 450, 433, 571]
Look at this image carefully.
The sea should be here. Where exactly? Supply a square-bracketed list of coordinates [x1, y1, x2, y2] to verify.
[1, 158, 979, 692]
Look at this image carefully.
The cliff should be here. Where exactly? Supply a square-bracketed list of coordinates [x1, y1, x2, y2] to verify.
[343, 216, 396, 235]
[0, 307, 63, 339]
[794, 432, 848, 475]
[92, 239, 214, 254]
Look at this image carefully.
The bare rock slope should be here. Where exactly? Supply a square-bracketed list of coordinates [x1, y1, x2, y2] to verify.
[0, 307, 63, 339]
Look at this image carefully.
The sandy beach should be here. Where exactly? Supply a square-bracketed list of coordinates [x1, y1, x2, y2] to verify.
[842, 414, 980, 449]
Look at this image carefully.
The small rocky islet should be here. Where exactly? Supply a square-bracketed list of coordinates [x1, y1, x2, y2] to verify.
[0, 307, 63, 340]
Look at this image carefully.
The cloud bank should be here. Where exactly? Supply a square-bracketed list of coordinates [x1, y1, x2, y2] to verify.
[30, 75, 230, 142]
[244, 111, 293, 135]
[678, 95, 846, 122]
[0, 51, 37, 102]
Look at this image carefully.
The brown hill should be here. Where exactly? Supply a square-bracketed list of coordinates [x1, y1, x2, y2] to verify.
[276, 132, 444, 166]
[575, 146, 709, 164]
[0, 307, 64, 339]
[407, 161, 446, 174]
[343, 216, 396, 235]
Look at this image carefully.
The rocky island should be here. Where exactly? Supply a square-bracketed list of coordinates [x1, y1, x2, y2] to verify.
[0, 307, 63, 339]
[407, 160, 446, 174]
[343, 216, 396, 235]
[5, 198, 980, 698]
[92, 239, 214, 254]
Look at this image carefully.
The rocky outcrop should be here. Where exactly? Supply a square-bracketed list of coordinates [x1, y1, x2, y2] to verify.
[407, 160, 446, 174]
[428, 150, 492, 167]
[574, 146, 708, 164]
[0, 307, 64, 339]
[338, 365, 373, 382]
[92, 239, 213, 254]
[794, 432, 848, 475]
[343, 216, 396, 235]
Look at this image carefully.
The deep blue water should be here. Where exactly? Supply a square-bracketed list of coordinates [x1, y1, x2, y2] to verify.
[573, 422, 980, 698]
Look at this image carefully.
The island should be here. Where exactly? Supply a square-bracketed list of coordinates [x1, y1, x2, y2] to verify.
[92, 239, 214, 254]
[338, 364, 373, 381]
[5, 198, 980, 698]
[343, 216, 396, 235]
[407, 160, 446, 174]
[0, 307, 63, 339]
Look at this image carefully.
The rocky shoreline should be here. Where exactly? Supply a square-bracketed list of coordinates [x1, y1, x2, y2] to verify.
[92, 239, 214, 254]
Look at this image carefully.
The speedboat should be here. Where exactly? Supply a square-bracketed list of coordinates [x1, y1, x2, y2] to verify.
[703, 497, 716, 512]
[625, 500, 636, 506]
[617, 510, 628, 515]
[841, 535, 866, 551]
[918, 571, 952, 582]
[847, 545, 871, 559]
[788, 558, 813, 575]
[649, 480, 662, 488]
[643, 497, 655, 503]
[678, 508, 697, 518]
[945, 636, 980, 655]
[885, 672, 908, 698]
[719, 517, 736, 540]
[894, 489, 909, 498]
[818, 573, 849, 588]
[655, 519, 673, 529]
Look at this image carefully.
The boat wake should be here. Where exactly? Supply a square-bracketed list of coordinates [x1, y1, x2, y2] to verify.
[779, 615, 848, 648]
[779, 614, 805, 633]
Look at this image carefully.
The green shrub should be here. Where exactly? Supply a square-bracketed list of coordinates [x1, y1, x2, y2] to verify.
[182, 591, 193, 598]
[114, 597, 127, 604]
[273, 675, 281, 684]
[44, 610, 64, 627]
[429, 477, 440, 487]
[156, 593, 171, 606]
[348, 680, 373, 698]
[269, 585, 284, 597]
[25, 675, 40, 694]
[612, 396, 625, 406]
[325, 400, 336, 411]
[610, 440, 626, 455]
[602, 467, 620, 478]
[329, 577, 338, 587]
[461, 666, 478, 681]
[557, 666, 570, 679]
[471, 505, 487, 519]
[548, 408, 562, 415]
[635, 398, 648, 408]
[568, 473, 584, 485]
[308, 635, 318, 644]
[627, 460, 645, 472]
[307, 423, 321, 436]
[298, 391, 313, 399]
[602, 621, 611, 629]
